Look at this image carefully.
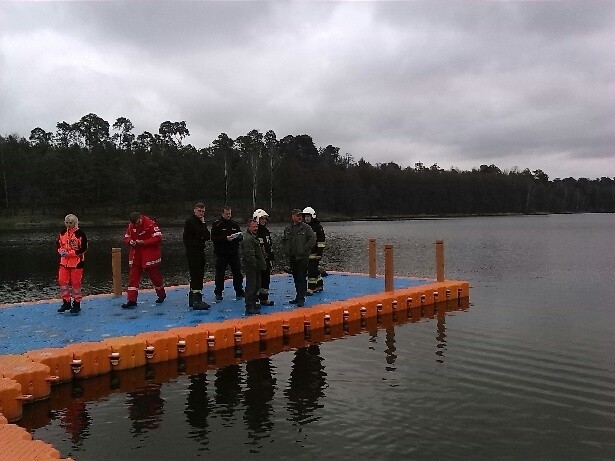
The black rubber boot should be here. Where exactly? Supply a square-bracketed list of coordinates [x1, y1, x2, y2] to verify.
[70, 301, 81, 314]
[122, 300, 137, 309]
[259, 294, 274, 306]
[58, 300, 71, 313]
[192, 292, 210, 311]
[188, 291, 194, 307]
[245, 305, 260, 315]
[155, 294, 166, 304]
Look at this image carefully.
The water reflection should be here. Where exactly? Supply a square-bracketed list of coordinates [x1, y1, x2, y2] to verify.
[184, 373, 212, 444]
[384, 327, 397, 371]
[214, 364, 242, 426]
[244, 358, 276, 448]
[285, 345, 327, 426]
[126, 381, 164, 434]
[435, 310, 447, 364]
[19, 298, 469, 458]
[60, 382, 90, 446]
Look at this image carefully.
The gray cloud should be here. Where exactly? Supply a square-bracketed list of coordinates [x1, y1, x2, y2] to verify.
[1, 1, 613, 179]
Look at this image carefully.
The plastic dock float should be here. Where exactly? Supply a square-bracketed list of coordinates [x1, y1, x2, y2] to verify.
[0, 270, 469, 460]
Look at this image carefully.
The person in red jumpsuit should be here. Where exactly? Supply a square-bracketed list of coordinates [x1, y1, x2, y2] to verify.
[121, 212, 166, 309]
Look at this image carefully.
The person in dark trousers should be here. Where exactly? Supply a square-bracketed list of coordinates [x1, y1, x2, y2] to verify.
[210, 206, 244, 301]
[241, 218, 267, 315]
[182, 202, 211, 310]
[302, 206, 326, 295]
[253, 208, 275, 306]
[282, 209, 316, 307]
[57, 213, 88, 314]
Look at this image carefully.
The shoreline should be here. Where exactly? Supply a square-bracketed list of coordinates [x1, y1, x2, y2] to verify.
[0, 211, 585, 230]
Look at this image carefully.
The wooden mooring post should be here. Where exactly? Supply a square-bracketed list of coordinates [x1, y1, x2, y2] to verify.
[112, 248, 122, 296]
[368, 238, 377, 277]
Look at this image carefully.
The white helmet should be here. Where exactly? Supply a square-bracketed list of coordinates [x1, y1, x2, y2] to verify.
[302, 206, 316, 218]
[253, 208, 269, 220]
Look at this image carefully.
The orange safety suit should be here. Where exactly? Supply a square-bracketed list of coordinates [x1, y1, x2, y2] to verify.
[57, 227, 87, 302]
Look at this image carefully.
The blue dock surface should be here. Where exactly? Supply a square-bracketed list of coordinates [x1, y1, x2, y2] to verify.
[0, 272, 432, 355]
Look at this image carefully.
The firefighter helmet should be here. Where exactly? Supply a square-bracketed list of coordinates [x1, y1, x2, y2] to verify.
[302, 206, 316, 218]
[253, 209, 269, 220]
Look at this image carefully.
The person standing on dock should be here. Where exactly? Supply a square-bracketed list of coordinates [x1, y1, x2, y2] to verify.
[302, 206, 326, 296]
[121, 212, 166, 309]
[241, 218, 267, 315]
[253, 208, 275, 306]
[210, 206, 244, 301]
[57, 214, 88, 314]
[182, 202, 211, 310]
[282, 208, 316, 307]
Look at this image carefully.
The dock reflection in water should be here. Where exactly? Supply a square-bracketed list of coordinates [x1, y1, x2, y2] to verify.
[18, 298, 469, 453]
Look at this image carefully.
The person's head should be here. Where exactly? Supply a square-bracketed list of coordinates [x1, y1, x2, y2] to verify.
[130, 212, 141, 226]
[64, 214, 78, 228]
[247, 218, 258, 234]
[194, 202, 206, 217]
[221, 206, 232, 220]
[302, 206, 316, 223]
[253, 208, 269, 226]
[291, 208, 303, 224]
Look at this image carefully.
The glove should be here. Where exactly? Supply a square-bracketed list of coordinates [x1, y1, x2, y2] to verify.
[59, 250, 67, 257]
[230, 232, 243, 240]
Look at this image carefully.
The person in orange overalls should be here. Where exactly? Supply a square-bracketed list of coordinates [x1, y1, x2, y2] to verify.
[121, 212, 167, 309]
[57, 214, 88, 314]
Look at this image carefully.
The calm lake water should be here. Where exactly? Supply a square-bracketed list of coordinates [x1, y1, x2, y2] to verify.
[2, 215, 614, 460]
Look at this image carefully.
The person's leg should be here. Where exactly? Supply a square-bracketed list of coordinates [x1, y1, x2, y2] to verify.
[315, 266, 324, 292]
[259, 262, 272, 304]
[186, 250, 204, 292]
[71, 268, 84, 302]
[244, 267, 258, 308]
[229, 252, 244, 296]
[127, 265, 143, 302]
[58, 266, 71, 303]
[295, 258, 308, 304]
[58, 266, 72, 311]
[147, 266, 166, 301]
[214, 255, 228, 297]
[69, 268, 83, 313]
[187, 250, 205, 306]
[307, 257, 319, 293]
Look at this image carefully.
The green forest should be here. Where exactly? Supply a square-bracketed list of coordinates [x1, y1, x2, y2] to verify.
[1, 113, 614, 222]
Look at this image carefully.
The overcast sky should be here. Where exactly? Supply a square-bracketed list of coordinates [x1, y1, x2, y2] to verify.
[1, 1, 613, 179]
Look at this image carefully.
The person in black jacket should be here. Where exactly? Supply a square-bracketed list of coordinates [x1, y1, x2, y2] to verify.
[182, 203, 210, 310]
[302, 206, 326, 295]
[210, 206, 244, 301]
[282, 209, 316, 307]
[253, 209, 275, 306]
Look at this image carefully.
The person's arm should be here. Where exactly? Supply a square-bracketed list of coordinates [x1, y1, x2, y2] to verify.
[315, 224, 325, 257]
[305, 225, 317, 254]
[210, 220, 226, 243]
[75, 230, 87, 255]
[139, 224, 162, 246]
[57, 230, 66, 256]
[123, 224, 134, 246]
[241, 235, 257, 269]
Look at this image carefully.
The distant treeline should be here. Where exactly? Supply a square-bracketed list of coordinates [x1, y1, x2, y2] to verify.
[1, 113, 614, 220]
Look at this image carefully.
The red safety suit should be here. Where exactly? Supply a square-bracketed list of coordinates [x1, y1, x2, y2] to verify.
[123, 215, 166, 302]
[57, 227, 87, 302]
